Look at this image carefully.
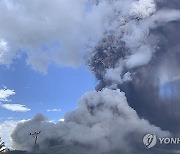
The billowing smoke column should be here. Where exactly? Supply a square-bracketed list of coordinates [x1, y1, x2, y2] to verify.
[11, 0, 180, 153]
[11, 89, 169, 153]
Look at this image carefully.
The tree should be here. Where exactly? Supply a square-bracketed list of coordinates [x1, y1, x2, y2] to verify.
[0, 137, 6, 153]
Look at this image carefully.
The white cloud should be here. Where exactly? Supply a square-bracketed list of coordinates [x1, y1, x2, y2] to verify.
[0, 88, 15, 102]
[59, 119, 65, 122]
[1, 104, 31, 112]
[0, 87, 30, 112]
[0, 0, 109, 73]
[0, 120, 18, 148]
[0, 39, 16, 66]
[47, 108, 61, 112]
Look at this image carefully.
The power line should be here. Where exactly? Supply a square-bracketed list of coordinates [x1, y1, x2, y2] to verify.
[30, 131, 41, 154]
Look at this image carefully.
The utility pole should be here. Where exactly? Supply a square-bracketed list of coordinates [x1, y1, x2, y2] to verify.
[30, 131, 41, 154]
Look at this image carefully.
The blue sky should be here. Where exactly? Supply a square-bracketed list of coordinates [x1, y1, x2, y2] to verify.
[0, 56, 97, 122]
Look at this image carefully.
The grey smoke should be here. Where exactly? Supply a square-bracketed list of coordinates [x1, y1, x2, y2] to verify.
[11, 89, 169, 153]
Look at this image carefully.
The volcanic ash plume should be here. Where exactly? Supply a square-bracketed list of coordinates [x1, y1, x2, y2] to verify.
[88, 0, 180, 89]
[10, 0, 180, 153]
[88, 0, 180, 133]
[11, 89, 169, 153]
